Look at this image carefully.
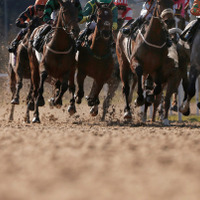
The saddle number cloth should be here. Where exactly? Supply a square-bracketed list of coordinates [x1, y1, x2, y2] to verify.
[191, 0, 200, 16]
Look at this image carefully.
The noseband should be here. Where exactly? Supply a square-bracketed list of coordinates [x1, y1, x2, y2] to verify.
[57, 8, 78, 37]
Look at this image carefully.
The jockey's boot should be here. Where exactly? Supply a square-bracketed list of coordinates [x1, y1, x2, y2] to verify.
[8, 36, 21, 53]
[184, 19, 200, 44]
[75, 28, 92, 51]
[122, 16, 144, 37]
[33, 25, 52, 51]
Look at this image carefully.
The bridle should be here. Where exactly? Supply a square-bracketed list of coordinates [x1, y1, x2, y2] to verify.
[96, 6, 112, 40]
[53, 6, 78, 38]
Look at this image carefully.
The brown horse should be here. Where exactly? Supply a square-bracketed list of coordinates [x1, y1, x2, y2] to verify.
[117, 0, 175, 121]
[28, 0, 80, 123]
[101, 19, 137, 121]
[75, 2, 114, 116]
[8, 17, 44, 121]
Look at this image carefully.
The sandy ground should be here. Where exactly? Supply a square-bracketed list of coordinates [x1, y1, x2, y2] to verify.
[1, 77, 200, 200]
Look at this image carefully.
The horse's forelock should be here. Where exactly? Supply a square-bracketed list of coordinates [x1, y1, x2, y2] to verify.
[97, 7, 112, 19]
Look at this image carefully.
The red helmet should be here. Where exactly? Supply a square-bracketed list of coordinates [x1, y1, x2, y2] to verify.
[114, 0, 128, 6]
[35, 0, 48, 10]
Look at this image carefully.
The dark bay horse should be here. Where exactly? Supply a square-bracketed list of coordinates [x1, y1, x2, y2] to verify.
[28, 0, 80, 123]
[117, 0, 175, 121]
[8, 17, 44, 121]
[179, 20, 200, 116]
[75, 2, 114, 116]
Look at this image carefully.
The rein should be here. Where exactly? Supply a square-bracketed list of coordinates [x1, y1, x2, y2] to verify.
[45, 8, 76, 55]
[85, 42, 111, 60]
[138, 28, 166, 49]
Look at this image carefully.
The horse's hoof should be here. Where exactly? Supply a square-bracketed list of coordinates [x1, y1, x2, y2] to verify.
[135, 97, 144, 107]
[179, 106, 190, 116]
[24, 117, 30, 124]
[171, 105, 178, 112]
[124, 111, 132, 120]
[197, 102, 200, 109]
[162, 118, 170, 126]
[11, 98, 19, 105]
[182, 109, 190, 116]
[90, 105, 98, 117]
[38, 96, 45, 107]
[28, 101, 34, 111]
[32, 117, 40, 123]
[68, 105, 76, 116]
[48, 98, 54, 109]
[76, 97, 82, 104]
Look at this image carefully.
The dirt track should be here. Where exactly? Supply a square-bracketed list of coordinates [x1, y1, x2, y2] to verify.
[0, 99, 200, 200]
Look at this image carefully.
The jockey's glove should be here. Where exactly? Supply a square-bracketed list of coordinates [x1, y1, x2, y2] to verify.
[16, 21, 28, 28]
[79, 16, 88, 24]
[112, 22, 118, 30]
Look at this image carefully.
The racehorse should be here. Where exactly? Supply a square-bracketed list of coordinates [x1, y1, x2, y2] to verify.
[8, 17, 44, 121]
[170, 0, 191, 111]
[116, 0, 175, 121]
[28, 0, 80, 123]
[179, 19, 200, 116]
[75, 2, 114, 116]
[101, 18, 137, 121]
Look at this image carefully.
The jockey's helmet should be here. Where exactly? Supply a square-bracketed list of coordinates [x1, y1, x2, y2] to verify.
[96, 0, 113, 4]
[35, 0, 48, 10]
[114, 0, 128, 6]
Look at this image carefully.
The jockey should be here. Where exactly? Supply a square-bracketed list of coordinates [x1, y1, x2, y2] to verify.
[180, 0, 200, 43]
[8, 0, 47, 53]
[122, 0, 156, 37]
[75, 0, 118, 50]
[32, 0, 82, 51]
[114, 0, 133, 25]
[122, 0, 172, 47]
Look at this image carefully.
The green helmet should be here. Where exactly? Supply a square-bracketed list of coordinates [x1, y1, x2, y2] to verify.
[96, 0, 112, 4]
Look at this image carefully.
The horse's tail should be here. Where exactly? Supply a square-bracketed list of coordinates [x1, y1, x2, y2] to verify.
[168, 27, 182, 35]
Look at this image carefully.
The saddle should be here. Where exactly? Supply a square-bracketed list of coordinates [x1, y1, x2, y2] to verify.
[32, 25, 54, 53]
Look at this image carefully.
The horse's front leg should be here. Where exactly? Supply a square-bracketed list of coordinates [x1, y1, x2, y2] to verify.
[53, 72, 69, 108]
[32, 70, 48, 123]
[11, 77, 22, 105]
[76, 70, 86, 104]
[135, 65, 144, 106]
[120, 65, 132, 119]
[25, 83, 34, 123]
[180, 65, 199, 116]
[101, 75, 120, 121]
[68, 68, 76, 116]
[87, 80, 103, 117]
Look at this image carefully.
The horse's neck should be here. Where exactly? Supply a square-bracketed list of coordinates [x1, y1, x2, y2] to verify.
[145, 17, 165, 43]
[90, 28, 110, 54]
[22, 31, 30, 46]
[50, 17, 72, 50]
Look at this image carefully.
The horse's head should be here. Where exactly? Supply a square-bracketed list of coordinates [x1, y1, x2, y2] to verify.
[156, 0, 175, 29]
[57, 0, 80, 39]
[95, 2, 113, 40]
